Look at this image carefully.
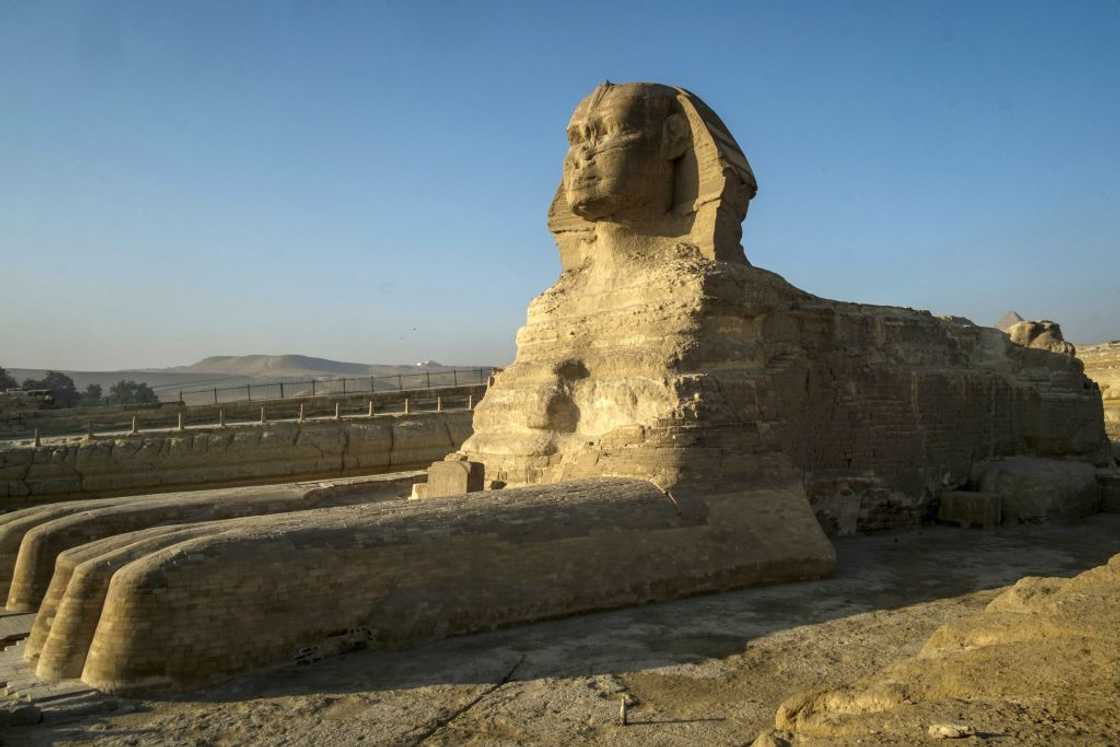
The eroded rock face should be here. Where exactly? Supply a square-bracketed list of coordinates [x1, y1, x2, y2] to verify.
[757, 553, 1120, 744]
[459, 82, 1109, 532]
[1079, 340, 1120, 441]
[1006, 319, 1077, 356]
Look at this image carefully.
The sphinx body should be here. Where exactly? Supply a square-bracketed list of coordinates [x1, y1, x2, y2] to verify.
[9, 83, 1110, 692]
[460, 82, 1108, 530]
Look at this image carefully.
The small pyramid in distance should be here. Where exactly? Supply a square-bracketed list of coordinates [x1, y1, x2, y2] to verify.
[995, 311, 1024, 332]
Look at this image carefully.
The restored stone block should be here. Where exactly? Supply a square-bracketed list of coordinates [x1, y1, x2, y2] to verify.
[425, 460, 485, 498]
[938, 491, 1002, 529]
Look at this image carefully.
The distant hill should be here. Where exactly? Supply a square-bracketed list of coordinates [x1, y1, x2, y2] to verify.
[8, 355, 488, 402]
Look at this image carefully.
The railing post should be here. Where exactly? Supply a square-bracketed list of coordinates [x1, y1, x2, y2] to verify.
[178, 390, 183, 404]
[468, 394, 473, 411]
[260, 407, 266, 425]
[213, 388, 218, 405]
[369, 376, 375, 393]
[247, 384, 252, 402]
[177, 413, 185, 432]
[33, 428, 41, 448]
[298, 403, 304, 423]
[452, 369, 458, 386]
[397, 375, 403, 391]
[280, 382, 285, 399]
[368, 399, 374, 417]
[219, 409, 225, 427]
[129, 416, 138, 435]
[426, 371, 431, 389]
[311, 380, 316, 397]
[404, 398, 410, 415]
[342, 378, 347, 394]
[334, 402, 341, 421]
[436, 396, 442, 412]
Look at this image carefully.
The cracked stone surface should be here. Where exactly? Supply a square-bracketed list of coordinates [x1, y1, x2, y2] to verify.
[6, 515, 1118, 746]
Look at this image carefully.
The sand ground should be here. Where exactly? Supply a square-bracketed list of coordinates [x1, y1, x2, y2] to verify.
[5, 514, 1120, 746]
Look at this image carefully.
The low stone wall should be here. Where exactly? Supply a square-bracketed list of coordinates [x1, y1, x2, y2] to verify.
[0, 411, 472, 507]
[0, 385, 486, 440]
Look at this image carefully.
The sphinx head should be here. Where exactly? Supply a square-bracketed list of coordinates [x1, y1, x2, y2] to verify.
[563, 83, 690, 224]
[550, 82, 759, 267]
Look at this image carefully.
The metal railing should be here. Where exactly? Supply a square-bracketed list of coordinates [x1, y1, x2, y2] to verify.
[21, 391, 478, 446]
[171, 367, 494, 406]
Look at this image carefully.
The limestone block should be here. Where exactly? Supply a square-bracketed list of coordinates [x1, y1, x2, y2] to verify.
[424, 460, 484, 498]
[938, 491, 1002, 528]
[978, 457, 1100, 523]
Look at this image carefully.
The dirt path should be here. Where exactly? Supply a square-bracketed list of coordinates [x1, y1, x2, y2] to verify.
[9, 515, 1120, 746]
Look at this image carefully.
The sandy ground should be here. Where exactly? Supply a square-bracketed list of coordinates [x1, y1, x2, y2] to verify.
[6, 514, 1120, 746]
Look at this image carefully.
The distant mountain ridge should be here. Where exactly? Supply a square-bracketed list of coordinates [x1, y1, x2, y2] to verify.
[8, 355, 484, 402]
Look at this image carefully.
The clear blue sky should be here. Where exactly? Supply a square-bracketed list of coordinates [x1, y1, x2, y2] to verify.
[2, 1, 1117, 370]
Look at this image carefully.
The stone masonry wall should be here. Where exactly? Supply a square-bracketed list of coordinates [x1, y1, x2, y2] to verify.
[0, 411, 472, 506]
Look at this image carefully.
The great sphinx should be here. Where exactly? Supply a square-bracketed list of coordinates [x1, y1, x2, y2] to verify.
[5, 82, 1109, 692]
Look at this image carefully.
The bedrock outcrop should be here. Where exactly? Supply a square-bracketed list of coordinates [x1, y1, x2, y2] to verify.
[755, 552, 1120, 745]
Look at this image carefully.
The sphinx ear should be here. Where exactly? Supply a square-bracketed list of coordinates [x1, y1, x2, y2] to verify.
[660, 112, 690, 160]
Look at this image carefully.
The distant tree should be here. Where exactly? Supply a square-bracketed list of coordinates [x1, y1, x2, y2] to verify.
[107, 380, 159, 405]
[0, 366, 16, 391]
[21, 371, 80, 408]
[82, 384, 103, 406]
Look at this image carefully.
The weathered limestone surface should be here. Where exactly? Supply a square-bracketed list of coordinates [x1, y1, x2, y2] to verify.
[756, 553, 1120, 745]
[39, 478, 829, 692]
[1005, 318, 1077, 356]
[459, 83, 1109, 534]
[975, 456, 1100, 523]
[2, 473, 420, 613]
[0, 411, 471, 505]
[1079, 340, 1120, 439]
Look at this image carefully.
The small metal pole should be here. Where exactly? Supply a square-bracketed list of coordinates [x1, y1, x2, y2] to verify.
[467, 394, 473, 411]
[178, 413, 185, 432]
[397, 374, 403, 391]
[453, 369, 458, 386]
[213, 388, 218, 405]
[404, 398, 410, 415]
[342, 378, 347, 394]
[260, 406, 266, 425]
[298, 403, 304, 423]
[33, 428, 41, 448]
[311, 380, 316, 397]
[129, 416, 138, 435]
[247, 384, 252, 402]
[334, 402, 341, 420]
[280, 382, 285, 399]
[368, 399, 374, 417]
[618, 697, 628, 726]
[219, 409, 225, 427]
[369, 376, 375, 393]
[178, 390, 183, 404]
[426, 371, 431, 389]
[436, 396, 442, 412]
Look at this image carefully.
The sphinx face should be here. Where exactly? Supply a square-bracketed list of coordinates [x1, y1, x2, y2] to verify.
[562, 86, 679, 223]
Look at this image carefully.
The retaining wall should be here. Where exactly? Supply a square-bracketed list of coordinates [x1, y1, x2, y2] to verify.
[0, 411, 472, 507]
